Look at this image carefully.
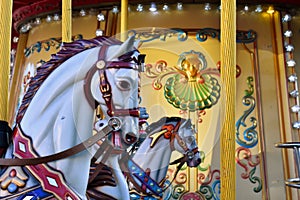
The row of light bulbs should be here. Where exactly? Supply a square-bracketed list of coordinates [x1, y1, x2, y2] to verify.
[17, 2, 277, 36]
[282, 13, 300, 129]
[135, 2, 265, 13]
[17, 6, 111, 34]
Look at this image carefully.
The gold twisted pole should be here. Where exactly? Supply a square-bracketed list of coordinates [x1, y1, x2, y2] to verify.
[220, 0, 236, 199]
[62, 0, 72, 42]
[0, 0, 13, 121]
[120, 0, 128, 41]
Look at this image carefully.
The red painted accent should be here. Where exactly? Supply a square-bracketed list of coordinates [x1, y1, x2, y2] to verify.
[141, 168, 151, 191]
[161, 124, 175, 139]
[181, 192, 204, 200]
[10, 169, 17, 177]
[13, 126, 80, 200]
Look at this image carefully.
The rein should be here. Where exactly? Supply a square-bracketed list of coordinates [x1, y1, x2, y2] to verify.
[0, 118, 120, 166]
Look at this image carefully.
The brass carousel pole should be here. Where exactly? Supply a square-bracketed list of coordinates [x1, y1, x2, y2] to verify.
[220, 0, 236, 199]
[0, 0, 13, 122]
[8, 33, 28, 125]
[120, 0, 128, 41]
[62, 0, 72, 42]
[0, 0, 13, 152]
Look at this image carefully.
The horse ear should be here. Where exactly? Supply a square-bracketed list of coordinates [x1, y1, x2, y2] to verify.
[181, 118, 188, 127]
[181, 118, 194, 136]
[107, 36, 136, 60]
[134, 39, 143, 49]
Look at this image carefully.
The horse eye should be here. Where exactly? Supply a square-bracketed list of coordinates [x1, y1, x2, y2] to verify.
[117, 80, 131, 91]
[185, 136, 194, 143]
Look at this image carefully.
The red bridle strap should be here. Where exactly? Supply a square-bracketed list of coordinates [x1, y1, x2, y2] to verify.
[169, 121, 184, 151]
[109, 109, 140, 118]
[96, 45, 140, 118]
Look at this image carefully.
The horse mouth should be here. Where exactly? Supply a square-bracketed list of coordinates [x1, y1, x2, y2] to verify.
[112, 131, 138, 149]
[187, 157, 201, 167]
[112, 131, 122, 149]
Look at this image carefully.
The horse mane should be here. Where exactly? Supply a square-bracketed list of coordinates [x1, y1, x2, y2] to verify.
[16, 36, 122, 124]
[145, 116, 191, 134]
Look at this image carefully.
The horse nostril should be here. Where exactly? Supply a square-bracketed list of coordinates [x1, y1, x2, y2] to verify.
[197, 158, 201, 164]
[125, 132, 137, 144]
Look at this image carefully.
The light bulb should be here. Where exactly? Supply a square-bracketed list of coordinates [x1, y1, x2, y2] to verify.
[137, 4, 143, 12]
[149, 3, 157, 12]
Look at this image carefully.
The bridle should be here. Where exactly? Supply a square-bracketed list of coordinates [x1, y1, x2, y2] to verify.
[84, 44, 145, 146]
[84, 44, 145, 118]
[149, 120, 199, 157]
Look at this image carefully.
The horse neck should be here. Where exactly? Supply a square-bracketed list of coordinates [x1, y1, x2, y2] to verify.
[132, 136, 173, 183]
[16, 48, 99, 198]
[19, 48, 98, 153]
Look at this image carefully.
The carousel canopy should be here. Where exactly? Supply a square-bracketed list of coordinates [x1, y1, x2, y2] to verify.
[12, 0, 300, 28]
[10, 0, 300, 49]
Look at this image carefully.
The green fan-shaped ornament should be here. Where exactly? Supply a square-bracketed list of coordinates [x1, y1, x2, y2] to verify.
[164, 51, 220, 111]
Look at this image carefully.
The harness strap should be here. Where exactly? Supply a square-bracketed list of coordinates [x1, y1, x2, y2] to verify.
[84, 65, 98, 109]
[119, 155, 163, 198]
[120, 153, 186, 199]
[83, 45, 109, 109]
[16, 186, 53, 200]
[91, 140, 110, 163]
[169, 121, 183, 151]
[97, 45, 114, 117]
[108, 109, 140, 118]
[0, 124, 113, 166]
[88, 141, 114, 184]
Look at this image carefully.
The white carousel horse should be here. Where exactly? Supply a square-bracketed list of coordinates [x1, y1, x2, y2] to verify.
[0, 36, 144, 200]
[88, 116, 201, 200]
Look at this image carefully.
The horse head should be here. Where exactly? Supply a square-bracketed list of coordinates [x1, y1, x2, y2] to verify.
[86, 36, 145, 149]
[172, 118, 202, 167]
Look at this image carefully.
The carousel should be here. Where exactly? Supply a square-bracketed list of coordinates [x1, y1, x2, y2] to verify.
[0, 0, 300, 199]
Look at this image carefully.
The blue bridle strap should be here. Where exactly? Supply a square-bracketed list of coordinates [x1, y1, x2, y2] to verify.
[127, 159, 163, 197]
[17, 186, 52, 200]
